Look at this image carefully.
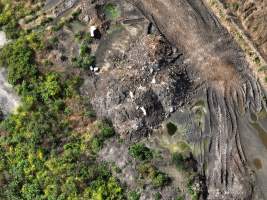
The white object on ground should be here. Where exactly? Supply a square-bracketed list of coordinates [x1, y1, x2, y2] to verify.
[151, 77, 156, 84]
[93, 67, 99, 72]
[129, 91, 134, 99]
[90, 26, 97, 37]
[140, 107, 147, 116]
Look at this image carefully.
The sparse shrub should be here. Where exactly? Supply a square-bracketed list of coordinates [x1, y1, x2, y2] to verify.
[98, 121, 115, 139]
[138, 163, 157, 179]
[172, 153, 186, 171]
[155, 192, 162, 200]
[90, 137, 103, 153]
[176, 196, 185, 200]
[187, 178, 200, 200]
[152, 171, 170, 187]
[43, 59, 53, 67]
[104, 3, 120, 20]
[75, 31, 85, 41]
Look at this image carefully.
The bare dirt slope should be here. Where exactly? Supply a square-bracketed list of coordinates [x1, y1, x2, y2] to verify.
[78, 0, 267, 199]
[131, 0, 267, 199]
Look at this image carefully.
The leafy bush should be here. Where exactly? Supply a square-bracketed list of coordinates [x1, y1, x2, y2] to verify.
[90, 122, 115, 154]
[137, 163, 170, 188]
[72, 55, 95, 70]
[129, 143, 153, 161]
[39, 72, 62, 102]
[128, 191, 140, 200]
[152, 171, 170, 187]
[0, 38, 38, 87]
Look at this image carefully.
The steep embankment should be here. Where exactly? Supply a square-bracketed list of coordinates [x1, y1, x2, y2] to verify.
[129, 0, 267, 199]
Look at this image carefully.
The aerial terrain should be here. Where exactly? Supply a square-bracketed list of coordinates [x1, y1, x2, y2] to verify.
[0, 0, 267, 199]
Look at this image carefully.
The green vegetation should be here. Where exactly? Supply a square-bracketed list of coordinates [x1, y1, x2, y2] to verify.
[176, 196, 185, 200]
[172, 153, 187, 171]
[0, 41, 122, 198]
[72, 38, 95, 70]
[0, 1, 124, 199]
[90, 121, 115, 154]
[0, 38, 38, 87]
[155, 192, 162, 200]
[137, 163, 170, 188]
[172, 152, 195, 172]
[128, 191, 141, 200]
[166, 122, 177, 135]
[226, 2, 239, 11]
[187, 178, 200, 200]
[103, 3, 121, 20]
[129, 143, 153, 161]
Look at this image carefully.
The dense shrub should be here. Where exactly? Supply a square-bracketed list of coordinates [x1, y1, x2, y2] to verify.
[137, 163, 170, 188]
[0, 38, 38, 87]
[129, 143, 153, 161]
[0, 4, 123, 200]
[39, 72, 62, 102]
[166, 122, 177, 135]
